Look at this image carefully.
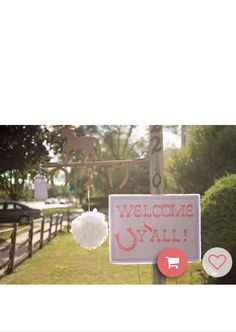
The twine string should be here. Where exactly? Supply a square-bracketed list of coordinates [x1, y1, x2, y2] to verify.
[87, 181, 90, 211]
[86, 168, 93, 212]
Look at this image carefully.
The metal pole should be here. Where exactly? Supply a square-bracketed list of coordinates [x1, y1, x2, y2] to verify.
[149, 125, 166, 284]
[41, 158, 148, 168]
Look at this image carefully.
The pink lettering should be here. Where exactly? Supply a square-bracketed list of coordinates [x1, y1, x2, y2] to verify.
[134, 204, 142, 218]
[186, 204, 194, 217]
[150, 229, 161, 242]
[153, 204, 161, 217]
[116, 205, 134, 218]
[136, 228, 147, 242]
[184, 228, 188, 241]
[162, 204, 172, 217]
[171, 204, 186, 217]
[143, 204, 151, 217]
[171, 229, 181, 242]
[162, 229, 171, 242]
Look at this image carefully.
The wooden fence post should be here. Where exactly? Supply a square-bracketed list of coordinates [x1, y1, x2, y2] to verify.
[49, 215, 53, 240]
[40, 216, 45, 249]
[67, 208, 70, 233]
[149, 125, 166, 284]
[28, 219, 33, 258]
[60, 214, 64, 232]
[55, 214, 59, 233]
[7, 223, 17, 274]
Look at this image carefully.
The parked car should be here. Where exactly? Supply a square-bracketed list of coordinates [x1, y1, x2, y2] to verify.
[59, 198, 68, 204]
[45, 198, 53, 204]
[68, 197, 76, 204]
[51, 198, 59, 204]
[45, 198, 59, 204]
[0, 201, 41, 224]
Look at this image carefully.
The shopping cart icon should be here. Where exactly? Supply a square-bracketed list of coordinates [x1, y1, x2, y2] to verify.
[165, 256, 180, 269]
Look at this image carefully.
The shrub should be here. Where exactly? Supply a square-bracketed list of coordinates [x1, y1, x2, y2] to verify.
[201, 173, 236, 283]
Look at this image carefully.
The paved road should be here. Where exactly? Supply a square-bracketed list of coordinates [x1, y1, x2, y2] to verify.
[21, 201, 70, 210]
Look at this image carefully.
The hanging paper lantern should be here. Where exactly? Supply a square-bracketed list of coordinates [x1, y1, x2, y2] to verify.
[71, 209, 108, 250]
[34, 174, 48, 200]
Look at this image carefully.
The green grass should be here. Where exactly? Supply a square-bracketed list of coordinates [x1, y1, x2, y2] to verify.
[0, 233, 151, 284]
[42, 207, 78, 216]
[0, 232, 207, 284]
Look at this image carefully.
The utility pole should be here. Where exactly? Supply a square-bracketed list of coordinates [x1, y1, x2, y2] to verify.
[149, 125, 166, 284]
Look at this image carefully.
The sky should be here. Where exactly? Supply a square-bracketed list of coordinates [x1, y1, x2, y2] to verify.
[163, 127, 181, 149]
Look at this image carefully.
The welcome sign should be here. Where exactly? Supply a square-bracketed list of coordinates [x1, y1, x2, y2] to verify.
[109, 194, 201, 263]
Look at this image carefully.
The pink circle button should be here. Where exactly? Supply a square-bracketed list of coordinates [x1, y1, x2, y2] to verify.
[157, 247, 187, 278]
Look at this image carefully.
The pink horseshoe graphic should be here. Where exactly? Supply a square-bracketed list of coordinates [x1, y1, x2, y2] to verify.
[114, 227, 137, 252]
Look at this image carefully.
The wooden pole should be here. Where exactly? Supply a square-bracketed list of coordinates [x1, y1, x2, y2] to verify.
[55, 214, 59, 233]
[49, 215, 53, 241]
[149, 125, 166, 284]
[7, 223, 17, 274]
[67, 207, 70, 232]
[60, 214, 63, 232]
[40, 216, 45, 249]
[28, 219, 33, 258]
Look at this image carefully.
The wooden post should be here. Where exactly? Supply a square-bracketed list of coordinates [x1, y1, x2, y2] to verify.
[60, 214, 64, 232]
[49, 215, 53, 240]
[67, 207, 70, 233]
[39, 216, 45, 249]
[55, 214, 59, 233]
[7, 223, 17, 274]
[149, 125, 166, 284]
[28, 219, 33, 258]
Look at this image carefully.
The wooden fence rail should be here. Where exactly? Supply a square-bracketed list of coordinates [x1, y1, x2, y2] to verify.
[0, 213, 64, 279]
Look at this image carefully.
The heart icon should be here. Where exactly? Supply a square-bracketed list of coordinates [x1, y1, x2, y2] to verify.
[202, 248, 232, 278]
[208, 254, 227, 270]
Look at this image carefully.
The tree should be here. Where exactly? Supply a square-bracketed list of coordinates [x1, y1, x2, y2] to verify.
[165, 126, 236, 195]
[0, 126, 53, 200]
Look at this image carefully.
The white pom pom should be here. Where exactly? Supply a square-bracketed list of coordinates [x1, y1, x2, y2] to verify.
[71, 208, 108, 250]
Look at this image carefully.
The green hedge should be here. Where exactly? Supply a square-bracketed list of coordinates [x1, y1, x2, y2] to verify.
[201, 173, 236, 282]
